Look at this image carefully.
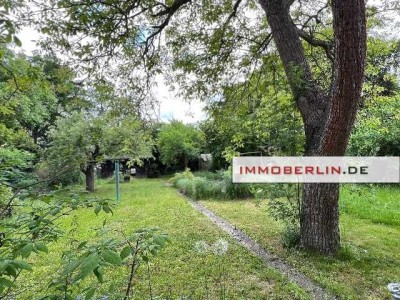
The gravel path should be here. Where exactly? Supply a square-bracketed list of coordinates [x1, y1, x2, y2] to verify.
[189, 199, 335, 300]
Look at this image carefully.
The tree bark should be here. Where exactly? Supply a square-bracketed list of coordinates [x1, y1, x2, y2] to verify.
[85, 164, 95, 192]
[258, 0, 366, 254]
[184, 155, 188, 170]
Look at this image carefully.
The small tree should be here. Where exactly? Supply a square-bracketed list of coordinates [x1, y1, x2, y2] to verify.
[158, 121, 205, 170]
[45, 112, 153, 191]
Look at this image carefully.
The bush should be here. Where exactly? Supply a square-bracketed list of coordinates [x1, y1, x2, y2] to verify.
[170, 168, 195, 186]
[172, 170, 253, 200]
[281, 225, 301, 249]
[175, 178, 193, 195]
[191, 177, 208, 199]
[348, 96, 400, 156]
[36, 161, 83, 186]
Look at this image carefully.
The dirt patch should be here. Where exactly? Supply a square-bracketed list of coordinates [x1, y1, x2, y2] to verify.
[189, 200, 335, 300]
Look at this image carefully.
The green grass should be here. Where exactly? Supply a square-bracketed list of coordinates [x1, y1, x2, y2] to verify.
[18, 178, 311, 299]
[341, 184, 400, 226]
[200, 184, 400, 300]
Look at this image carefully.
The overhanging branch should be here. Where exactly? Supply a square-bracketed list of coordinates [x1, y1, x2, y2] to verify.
[297, 29, 334, 62]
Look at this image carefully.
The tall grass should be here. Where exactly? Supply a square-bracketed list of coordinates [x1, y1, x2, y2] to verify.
[170, 170, 253, 200]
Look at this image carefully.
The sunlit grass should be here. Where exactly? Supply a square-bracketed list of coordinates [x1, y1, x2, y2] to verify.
[200, 184, 400, 299]
[18, 178, 310, 299]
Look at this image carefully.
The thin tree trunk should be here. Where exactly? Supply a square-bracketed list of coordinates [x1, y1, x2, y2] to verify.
[184, 156, 188, 170]
[85, 164, 95, 192]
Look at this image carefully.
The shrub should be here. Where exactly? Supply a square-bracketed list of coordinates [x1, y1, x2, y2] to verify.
[170, 168, 195, 186]
[172, 170, 254, 200]
[191, 177, 209, 199]
[175, 178, 193, 195]
[281, 225, 301, 249]
[263, 183, 302, 249]
[220, 171, 252, 199]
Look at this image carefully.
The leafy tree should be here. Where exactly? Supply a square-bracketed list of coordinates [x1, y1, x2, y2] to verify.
[45, 112, 154, 191]
[348, 95, 400, 156]
[0, 47, 86, 148]
[202, 55, 304, 166]
[158, 121, 205, 170]
[31, 0, 372, 254]
[0, 0, 22, 46]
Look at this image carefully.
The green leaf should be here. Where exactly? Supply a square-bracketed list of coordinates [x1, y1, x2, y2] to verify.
[102, 249, 122, 265]
[85, 287, 96, 299]
[102, 205, 112, 214]
[120, 246, 132, 260]
[11, 260, 32, 271]
[0, 277, 16, 288]
[74, 253, 99, 282]
[61, 258, 82, 277]
[35, 242, 49, 253]
[20, 243, 35, 258]
[94, 205, 101, 215]
[153, 235, 167, 248]
[77, 241, 88, 250]
[108, 282, 115, 293]
[93, 266, 103, 283]
[14, 35, 22, 47]
[5, 264, 17, 277]
[0, 262, 9, 273]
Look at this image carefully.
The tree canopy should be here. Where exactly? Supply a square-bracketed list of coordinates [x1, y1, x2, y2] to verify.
[157, 120, 205, 170]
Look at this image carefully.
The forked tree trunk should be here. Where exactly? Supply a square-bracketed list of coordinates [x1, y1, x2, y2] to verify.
[258, 0, 366, 254]
[85, 164, 95, 192]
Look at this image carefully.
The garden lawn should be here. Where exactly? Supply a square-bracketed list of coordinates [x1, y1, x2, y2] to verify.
[200, 184, 400, 300]
[19, 178, 311, 299]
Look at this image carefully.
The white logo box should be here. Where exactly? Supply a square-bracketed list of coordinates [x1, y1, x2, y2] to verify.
[232, 157, 400, 183]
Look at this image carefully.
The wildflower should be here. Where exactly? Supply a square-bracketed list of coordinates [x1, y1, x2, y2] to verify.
[194, 240, 209, 254]
[212, 239, 228, 256]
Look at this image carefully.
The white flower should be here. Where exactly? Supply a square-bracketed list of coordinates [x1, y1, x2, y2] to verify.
[212, 239, 228, 256]
[194, 240, 209, 254]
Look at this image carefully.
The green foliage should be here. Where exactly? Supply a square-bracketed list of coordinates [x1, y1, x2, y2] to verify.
[158, 121, 205, 169]
[0, 147, 35, 188]
[251, 183, 302, 249]
[44, 112, 154, 187]
[348, 95, 400, 156]
[0, 48, 81, 149]
[263, 183, 301, 228]
[169, 168, 195, 185]
[48, 227, 169, 299]
[171, 170, 252, 200]
[202, 56, 305, 168]
[280, 225, 300, 249]
[0, 187, 115, 297]
[0, 1, 23, 46]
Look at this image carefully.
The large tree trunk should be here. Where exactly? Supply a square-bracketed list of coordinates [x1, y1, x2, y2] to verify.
[258, 0, 366, 254]
[301, 183, 339, 253]
[85, 164, 95, 192]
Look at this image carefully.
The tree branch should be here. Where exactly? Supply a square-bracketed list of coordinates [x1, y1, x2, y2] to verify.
[143, 0, 191, 55]
[297, 29, 334, 63]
